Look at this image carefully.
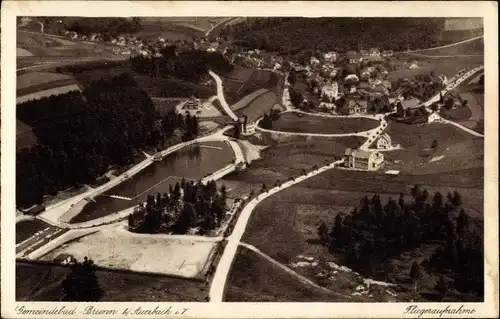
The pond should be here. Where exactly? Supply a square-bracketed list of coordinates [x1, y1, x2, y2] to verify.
[70, 141, 234, 223]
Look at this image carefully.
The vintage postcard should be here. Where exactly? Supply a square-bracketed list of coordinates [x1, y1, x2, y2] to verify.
[1, 1, 498, 318]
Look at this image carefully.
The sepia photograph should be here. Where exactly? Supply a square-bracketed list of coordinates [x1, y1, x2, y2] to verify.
[2, 1, 498, 318]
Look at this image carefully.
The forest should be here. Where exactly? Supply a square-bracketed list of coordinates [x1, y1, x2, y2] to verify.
[16, 74, 199, 208]
[65, 17, 142, 37]
[318, 185, 483, 300]
[128, 179, 228, 235]
[130, 46, 233, 83]
[221, 18, 446, 55]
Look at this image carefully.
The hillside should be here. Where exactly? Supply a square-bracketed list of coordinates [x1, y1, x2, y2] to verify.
[407, 36, 483, 57]
[220, 18, 448, 53]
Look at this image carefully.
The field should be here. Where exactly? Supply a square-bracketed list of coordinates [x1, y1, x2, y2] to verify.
[16, 261, 207, 301]
[388, 56, 484, 80]
[235, 91, 279, 122]
[231, 88, 269, 111]
[409, 36, 484, 57]
[17, 72, 76, 92]
[40, 223, 218, 279]
[222, 67, 280, 104]
[384, 121, 484, 176]
[132, 18, 204, 41]
[17, 85, 82, 104]
[225, 246, 353, 302]
[222, 135, 365, 188]
[269, 113, 380, 134]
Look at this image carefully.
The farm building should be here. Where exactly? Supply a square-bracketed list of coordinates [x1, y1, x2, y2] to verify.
[344, 148, 384, 171]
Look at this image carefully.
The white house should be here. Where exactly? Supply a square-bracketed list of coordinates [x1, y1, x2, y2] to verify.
[323, 51, 337, 61]
[376, 133, 393, 150]
[321, 82, 339, 102]
[369, 48, 381, 57]
[345, 148, 384, 171]
[310, 56, 320, 65]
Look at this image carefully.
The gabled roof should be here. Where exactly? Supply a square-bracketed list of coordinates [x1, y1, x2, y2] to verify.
[352, 149, 373, 159]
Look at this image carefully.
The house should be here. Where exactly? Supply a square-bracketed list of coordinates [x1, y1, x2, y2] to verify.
[438, 74, 448, 85]
[360, 49, 369, 56]
[310, 56, 320, 65]
[345, 74, 360, 84]
[347, 99, 368, 114]
[347, 52, 363, 64]
[376, 133, 393, 150]
[369, 48, 381, 57]
[321, 82, 339, 102]
[323, 51, 337, 61]
[344, 148, 384, 171]
[382, 50, 394, 57]
[409, 63, 419, 69]
[360, 69, 371, 79]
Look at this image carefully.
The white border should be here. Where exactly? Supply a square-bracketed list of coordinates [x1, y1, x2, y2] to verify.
[2, 1, 498, 318]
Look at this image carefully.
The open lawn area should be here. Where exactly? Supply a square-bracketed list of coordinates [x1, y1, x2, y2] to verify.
[221, 135, 365, 193]
[222, 67, 280, 104]
[388, 56, 483, 80]
[40, 223, 219, 279]
[17, 72, 77, 93]
[384, 121, 483, 175]
[269, 113, 380, 135]
[235, 91, 279, 123]
[16, 261, 207, 301]
[225, 246, 352, 302]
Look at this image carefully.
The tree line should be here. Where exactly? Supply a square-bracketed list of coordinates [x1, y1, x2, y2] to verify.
[318, 185, 483, 300]
[65, 17, 142, 38]
[130, 46, 233, 83]
[16, 73, 199, 208]
[221, 18, 445, 55]
[128, 179, 228, 235]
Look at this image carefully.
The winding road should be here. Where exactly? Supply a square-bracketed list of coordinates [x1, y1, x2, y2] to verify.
[209, 159, 345, 302]
[209, 70, 239, 121]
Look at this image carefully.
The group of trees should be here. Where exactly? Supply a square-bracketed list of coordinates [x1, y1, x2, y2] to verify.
[62, 257, 103, 301]
[221, 18, 446, 54]
[128, 179, 228, 235]
[16, 74, 199, 208]
[318, 185, 483, 299]
[65, 17, 142, 38]
[391, 73, 445, 102]
[130, 46, 233, 83]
